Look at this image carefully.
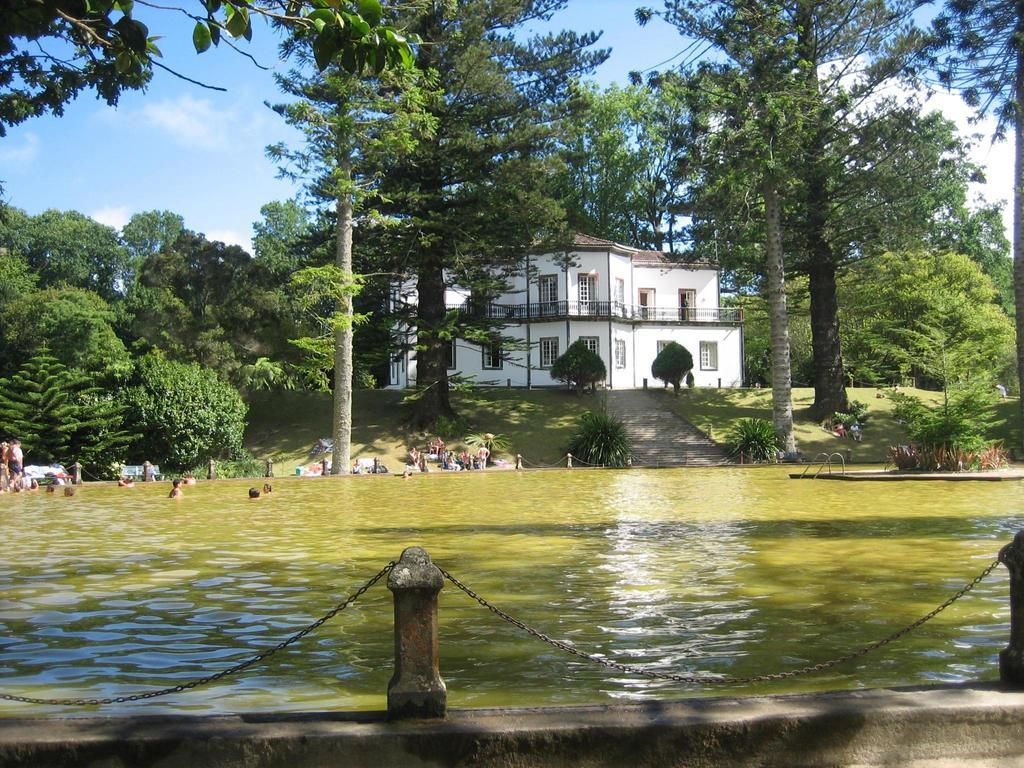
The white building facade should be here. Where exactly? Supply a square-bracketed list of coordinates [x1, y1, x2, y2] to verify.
[388, 234, 744, 390]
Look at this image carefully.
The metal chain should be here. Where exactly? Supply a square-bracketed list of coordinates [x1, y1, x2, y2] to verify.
[0, 562, 394, 706]
[521, 456, 569, 469]
[439, 557, 1002, 685]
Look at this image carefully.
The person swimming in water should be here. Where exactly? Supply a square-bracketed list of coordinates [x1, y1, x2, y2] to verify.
[248, 487, 261, 499]
[169, 479, 184, 499]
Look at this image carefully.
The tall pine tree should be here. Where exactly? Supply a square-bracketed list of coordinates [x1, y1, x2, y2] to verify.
[373, 0, 606, 428]
[0, 351, 129, 475]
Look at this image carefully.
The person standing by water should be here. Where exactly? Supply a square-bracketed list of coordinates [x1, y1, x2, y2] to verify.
[0, 442, 8, 493]
[8, 439, 24, 489]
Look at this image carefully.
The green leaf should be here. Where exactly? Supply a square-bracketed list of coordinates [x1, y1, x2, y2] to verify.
[343, 12, 371, 38]
[114, 51, 134, 74]
[307, 8, 333, 32]
[397, 43, 414, 69]
[209, 24, 221, 45]
[224, 5, 248, 38]
[313, 27, 340, 71]
[114, 17, 149, 52]
[192, 21, 212, 53]
[357, 0, 383, 26]
[341, 46, 358, 74]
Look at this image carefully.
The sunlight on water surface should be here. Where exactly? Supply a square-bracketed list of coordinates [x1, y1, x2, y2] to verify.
[0, 467, 1020, 715]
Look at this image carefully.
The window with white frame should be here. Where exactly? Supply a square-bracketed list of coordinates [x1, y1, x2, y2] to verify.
[657, 340, 671, 354]
[615, 278, 625, 304]
[540, 337, 559, 368]
[578, 273, 596, 312]
[483, 341, 503, 370]
[614, 338, 626, 369]
[579, 336, 599, 355]
[538, 274, 558, 303]
[700, 341, 718, 370]
[578, 274, 595, 302]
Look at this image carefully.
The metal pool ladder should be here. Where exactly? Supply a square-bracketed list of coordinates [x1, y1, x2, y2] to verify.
[799, 452, 847, 478]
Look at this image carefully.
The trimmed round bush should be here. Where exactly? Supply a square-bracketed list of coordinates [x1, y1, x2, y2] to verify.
[651, 341, 693, 395]
[551, 340, 606, 394]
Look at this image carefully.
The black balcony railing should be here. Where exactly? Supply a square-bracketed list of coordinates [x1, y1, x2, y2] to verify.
[443, 300, 742, 324]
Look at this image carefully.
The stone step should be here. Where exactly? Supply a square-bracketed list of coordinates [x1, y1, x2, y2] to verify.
[605, 390, 732, 468]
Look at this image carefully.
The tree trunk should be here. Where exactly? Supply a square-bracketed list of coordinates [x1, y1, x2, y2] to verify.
[795, 0, 849, 421]
[1015, 36, 1024, 453]
[763, 179, 797, 453]
[411, 253, 456, 429]
[331, 156, 354, 476]
[808, 258, 849, 417]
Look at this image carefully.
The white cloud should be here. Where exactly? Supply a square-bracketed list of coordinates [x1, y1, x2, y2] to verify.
[921, 90, 1013, 239]
[90, 206, 132, 231]
[139, 94, 232, 150]
[0, 133, 40, 166]
[206, 228, 251, 252]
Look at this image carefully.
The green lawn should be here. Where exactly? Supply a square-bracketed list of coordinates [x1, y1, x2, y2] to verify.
[658, 386, 1018, 463]
[245, 386, 1020, 470]
[244, 388, 595, 471]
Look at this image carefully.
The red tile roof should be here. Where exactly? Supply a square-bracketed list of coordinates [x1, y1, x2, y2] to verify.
[573, 233, 623, 248]
[574, 234, 718, 269]
[633, 249, 669, 264]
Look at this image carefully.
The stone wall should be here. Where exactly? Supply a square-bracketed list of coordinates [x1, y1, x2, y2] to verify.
[3, 684, 1024, 767]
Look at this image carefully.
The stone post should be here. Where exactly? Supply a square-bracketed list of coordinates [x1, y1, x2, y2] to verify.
[207, 459, 216, 481]
[265, 458, 274, 478]
[1000, 531, 1024, 685]
[566, 453, 573, 469]
[71, 462, 82, 486]
[142, 460, 153, 482]
[321, 457, 329, 476]
[387, 547, 446, 719]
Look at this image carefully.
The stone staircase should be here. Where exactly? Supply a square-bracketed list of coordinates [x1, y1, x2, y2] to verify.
[605, 389, 732, 467]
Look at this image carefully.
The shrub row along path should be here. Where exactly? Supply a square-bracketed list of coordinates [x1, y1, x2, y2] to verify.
[605, 390, 732, 467]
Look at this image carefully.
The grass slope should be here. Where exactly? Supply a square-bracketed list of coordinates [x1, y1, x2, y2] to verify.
[660, 386, 1017, 463]
[244, 389, 595, 472]
[246, 386, 1019, 470]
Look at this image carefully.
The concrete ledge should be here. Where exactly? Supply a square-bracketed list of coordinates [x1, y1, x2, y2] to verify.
[3, 684, 1024, 767]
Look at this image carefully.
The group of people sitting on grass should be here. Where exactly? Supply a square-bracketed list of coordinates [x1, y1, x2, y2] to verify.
[822, 419, 863, 442]
[404, 438, 493, 475]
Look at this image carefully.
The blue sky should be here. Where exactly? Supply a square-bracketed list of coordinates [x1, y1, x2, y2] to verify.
[0, 1, 1010, 252]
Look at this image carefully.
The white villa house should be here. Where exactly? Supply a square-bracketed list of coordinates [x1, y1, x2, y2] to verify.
[387, 234, 744, 390]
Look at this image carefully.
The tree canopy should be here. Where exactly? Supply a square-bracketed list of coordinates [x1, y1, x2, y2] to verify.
[0, 0, 415, 135]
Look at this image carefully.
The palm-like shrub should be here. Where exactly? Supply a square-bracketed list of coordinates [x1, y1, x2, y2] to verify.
[567, 410, 632, 467]
[651, 341, 693, 395]
[728, 418, 781, 463]
[464, 432, 511, 465]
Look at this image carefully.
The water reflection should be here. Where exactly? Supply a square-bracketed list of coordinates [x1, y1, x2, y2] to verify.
[0, 467, 1019, 715]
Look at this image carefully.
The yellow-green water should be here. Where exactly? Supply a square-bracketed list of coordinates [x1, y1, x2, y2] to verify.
[0, 467, 1020, 717]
